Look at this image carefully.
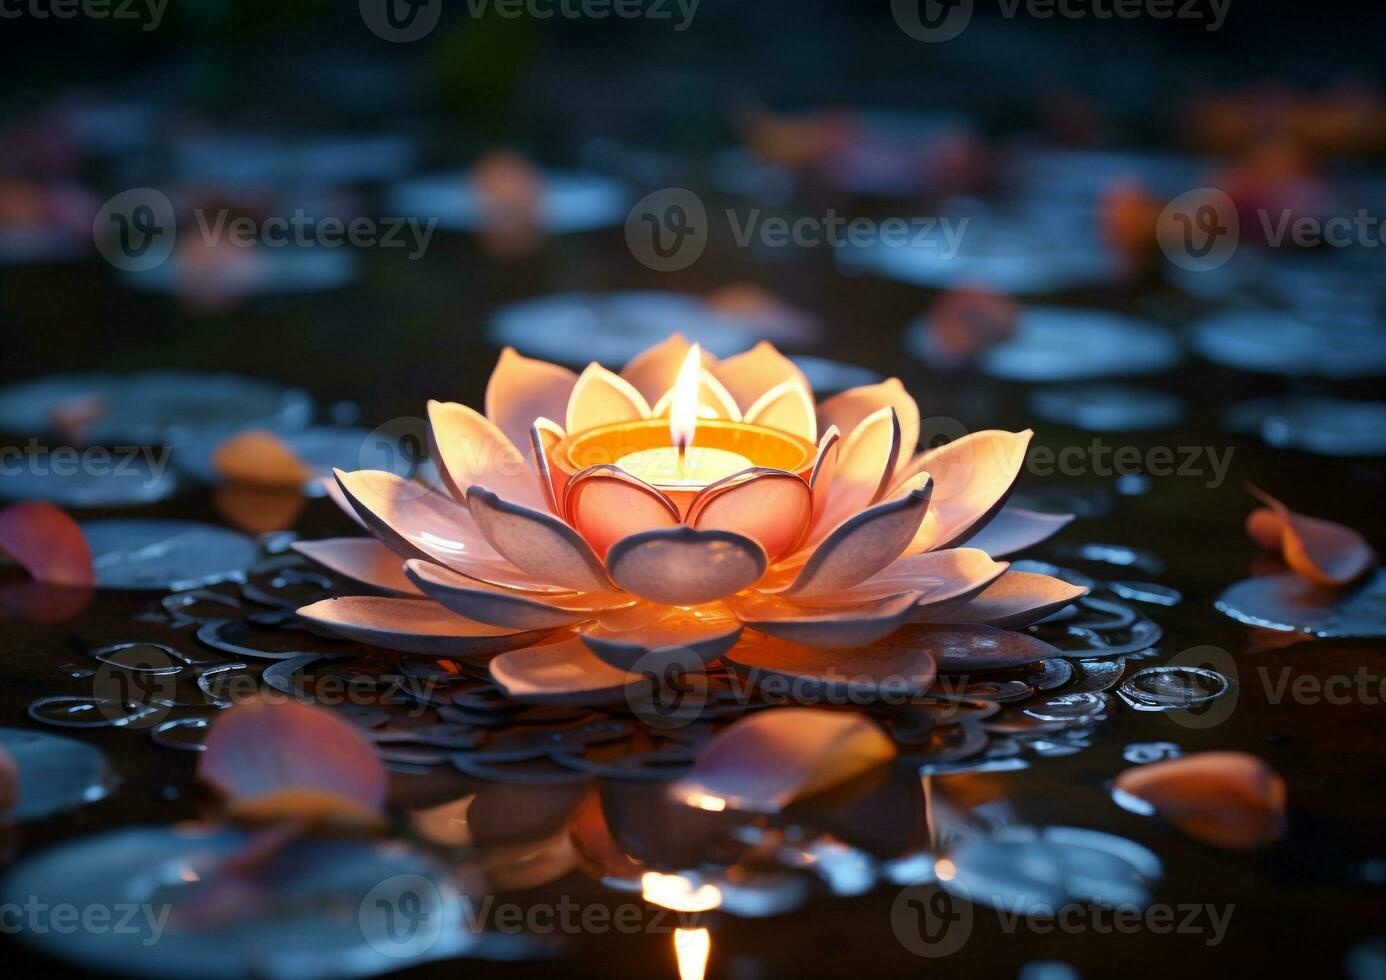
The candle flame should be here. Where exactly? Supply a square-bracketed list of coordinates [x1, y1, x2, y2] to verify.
[670, 344, 703, 453]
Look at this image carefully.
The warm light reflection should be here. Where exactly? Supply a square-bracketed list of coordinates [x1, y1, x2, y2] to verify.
[681, 790, 728, 812]
[935, 858, 956, 881]
[641, 871, 723, 912]
[674, 927, 711, 980]
[670, 343, 704, 452]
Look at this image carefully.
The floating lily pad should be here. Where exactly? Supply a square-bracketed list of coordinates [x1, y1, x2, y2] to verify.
[81, 520, 259, 590]
[1215, 570, 1386, 637]
[0, 727, 117, 820]
[387, 170, 627, 233]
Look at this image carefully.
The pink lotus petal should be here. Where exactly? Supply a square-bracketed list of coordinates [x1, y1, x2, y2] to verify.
[334, 469, 559, 591]
[899, 430, 1033, 555]
[0, 502, 93, 587]
[925, 570, 1087, 628]
[566, 362, 651, 433]
[807, 427, 841, 530]
[816, 379, 920, 481]
[468, 487, 615, 592]
[671, 709, 896, 812]
[1115, 751, 1286, 850]
[779, 475, 932, 596]
[687, 469, 812, 562]
[710, 341, 811, 414]
[405, 558, 626, 629]
[198, 696, 386, 827]
[649, 369, 742, 421]
[800, 548, 1007, 609]
[743, 381, 817, 443]
[428, 399, 546, 510]
[1245, 485, 1377, 587]
[914, 623, 1063, 671]
[297, 595, 551, 658]
[621, 333, 716, 405]
[212, 429, 313, 487]
[322, 476, 369, 530]
[725, 627, 938, 699]
[605, 526, 767, 605]
[490, 634, 651, 705]
[486, 347, 578, 453]
[962, 506, 1075, 558]
[291, 538, 422, 596]
[580, 603, 742, 670]
[729, 590, 920, 648]
[529, 417, 566, 514]
[0, 743, 17, 817]
[565, 465, 680, 558]
[808, 407, 901, 542]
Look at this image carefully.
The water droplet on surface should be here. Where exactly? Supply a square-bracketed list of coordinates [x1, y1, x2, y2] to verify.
[1117, 667, 1232, 710]
[1123, 741, 1182, 764]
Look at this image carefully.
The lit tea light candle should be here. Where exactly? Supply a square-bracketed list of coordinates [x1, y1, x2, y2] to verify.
[614, 346, 753, 488]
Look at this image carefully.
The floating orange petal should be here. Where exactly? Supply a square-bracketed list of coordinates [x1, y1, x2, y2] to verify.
[0, 502, 93, 587]
[1245, 485, 1377, 587]
[212, 429, 313, 488]
[1115, 751, 1286, 850]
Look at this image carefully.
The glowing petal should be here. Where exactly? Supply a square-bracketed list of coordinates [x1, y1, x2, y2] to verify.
[816, 379, 920, 480]
[198, 697, 386, 828]
[742, 381, 817, 443]
[606, 526, 767, 605]
[900, 430, 1033, 555]
[798, 548, 1007, 609]
[212, 430, 312, 487]
[650, 370, 742, 422]
[1115, 752, 1286, 850]
[1246, 485, 1377, 587]
[778, 475, 932, 596]
[670, 709, 896, 813]
[485, 347, 578, 453]
[298, 595, 551, 658]
[0, 502, 93, 587]
[728, 590, 921, 648]
[566, 362, 652, 434]
[580, 603, 742, 670]
[810, 407, 901, 541]
[530, 417, 566, 514]
[490, 635, 651, 705]
[710, 341, 811, 413]
[291, 538, 422, 596]
[566, 465, 681, 558]
[621, 334, 713, 405]
[687, 469, 812, 562]
[807, 427, 840, 530]
[467, 487, 614, 592]
[428, 399, 545, 510]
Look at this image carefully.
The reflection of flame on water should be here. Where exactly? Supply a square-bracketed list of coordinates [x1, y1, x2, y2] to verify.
[641, 872, 720, 980]
[674, 927, 711, 980]
[934, 858, 956, 882]
[681, 790, 727, 812]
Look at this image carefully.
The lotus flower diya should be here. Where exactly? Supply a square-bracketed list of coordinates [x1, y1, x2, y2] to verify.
[296, 335, 1086, 705]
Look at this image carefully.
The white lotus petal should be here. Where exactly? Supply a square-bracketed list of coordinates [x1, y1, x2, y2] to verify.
[485, 347, 578, 453]
[322, 475, 368, 530]
[816, 379, 919, 480]
[725, 628, 938, 699]
[490, 635, 650, 705]
[728, 590, 921, 648]
[898, 430, 1033, 555]
[807, 407, 901, 544]
[670, 709, 897, 813]
[963, 506, 1074, 558]
[711, 341, 811, 413]
[468, 487, 614, 592]
[779, 475, 932, 596]
[565, 465, 680, 558]
[566, 362, 651, 434]
[291, 538, 421, 596]
[530, 417, 566, 514]
[796, 548, 1007, 610]
[406, 559, 627, 629]
[807, 427, 840, 530]
[428, 399, 545, 509]
[298, 596, 550, 658]
[743, 380, 817, 443]
[687, 469, 811, 562]
[927, 570, 1087, 628]
[580, 603, 742, 670]
[606, 526, 767, 605]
